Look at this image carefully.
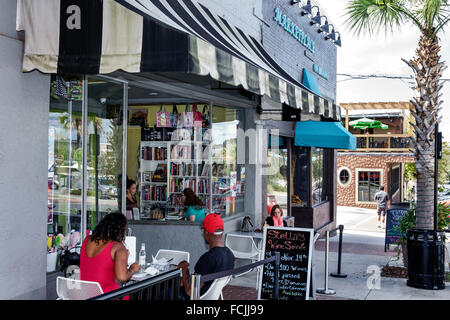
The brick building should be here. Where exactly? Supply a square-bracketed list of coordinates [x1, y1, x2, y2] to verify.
[337, 102, 415, 209]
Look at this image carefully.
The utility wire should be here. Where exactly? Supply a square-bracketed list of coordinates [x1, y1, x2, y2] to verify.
[337, 73, 450, 82]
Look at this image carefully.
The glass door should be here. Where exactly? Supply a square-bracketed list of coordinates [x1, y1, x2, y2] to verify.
[84, 76, 127, 233]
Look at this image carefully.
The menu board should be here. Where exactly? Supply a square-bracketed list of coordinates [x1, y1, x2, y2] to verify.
[385, 208, 408, 249]
[258, 226, 314, 300]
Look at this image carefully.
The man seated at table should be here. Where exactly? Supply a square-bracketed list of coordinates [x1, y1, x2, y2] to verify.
[177, 214, 235, 299]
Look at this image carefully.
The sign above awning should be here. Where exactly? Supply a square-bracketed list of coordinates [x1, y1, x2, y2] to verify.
[16, 0, 340, 120]
[294, 120, 356, 150]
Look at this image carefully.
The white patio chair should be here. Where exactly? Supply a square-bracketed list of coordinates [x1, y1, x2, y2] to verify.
[155, 249, 190, 265]
[198, 275, 232, 300]
[225, 234, 262, 288]
[56, 276, 103, 300]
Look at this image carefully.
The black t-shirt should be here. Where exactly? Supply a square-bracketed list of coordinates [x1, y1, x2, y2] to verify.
[194, 246, 235, 295]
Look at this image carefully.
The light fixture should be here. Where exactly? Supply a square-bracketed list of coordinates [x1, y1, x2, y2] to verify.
[300, 0, 312, 15]
[335, 32, 342, 47]
[318, 18, 330, 33]
[291, 0, 301, 4]
[325, 26, 336, 41]
[310, 10, 321, 25]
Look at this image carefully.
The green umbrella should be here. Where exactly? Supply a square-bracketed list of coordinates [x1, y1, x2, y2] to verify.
[349, 118, 388, 130]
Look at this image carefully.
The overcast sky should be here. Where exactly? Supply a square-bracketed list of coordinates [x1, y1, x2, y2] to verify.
[317, 0, 450, 142]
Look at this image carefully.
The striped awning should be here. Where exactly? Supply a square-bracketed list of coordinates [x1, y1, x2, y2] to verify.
[16, 0, 339, 120]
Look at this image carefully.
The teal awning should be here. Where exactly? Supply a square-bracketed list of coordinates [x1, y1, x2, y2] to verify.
[302, 69, 321, 96]
[295, 120, 356, 150]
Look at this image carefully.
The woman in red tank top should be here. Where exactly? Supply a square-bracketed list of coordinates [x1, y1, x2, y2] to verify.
[80, 212, 140, 295]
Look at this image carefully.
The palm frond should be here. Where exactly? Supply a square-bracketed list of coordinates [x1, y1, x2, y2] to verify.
[345, 0, 422, 36]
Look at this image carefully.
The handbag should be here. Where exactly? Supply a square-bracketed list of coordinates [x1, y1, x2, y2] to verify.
[241, 216, 254, 232]
[202, 104, 210, 128]
[156, 105, 171, 128]
[193, 104, 203, 127]
[183, 104, 194, 128]
[171, 104, 182, 128]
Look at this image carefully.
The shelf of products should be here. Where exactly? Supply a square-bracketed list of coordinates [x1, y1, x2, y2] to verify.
[139, 128, 214, 220]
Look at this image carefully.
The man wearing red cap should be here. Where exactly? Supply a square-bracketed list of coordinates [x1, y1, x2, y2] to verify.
[177, 213, 235, 299]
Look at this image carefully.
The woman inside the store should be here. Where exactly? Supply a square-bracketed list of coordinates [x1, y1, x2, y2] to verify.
[180, 188, 205, 222]
[126, 179, 139, 211]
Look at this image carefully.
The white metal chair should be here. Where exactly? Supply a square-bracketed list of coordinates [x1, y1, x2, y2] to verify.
[225, 234, 262, 289]
[56, 276, 104, 300]
[225, 234, 261, 262]
[155, 249, 190, 265]
[198, 275, 232, 300]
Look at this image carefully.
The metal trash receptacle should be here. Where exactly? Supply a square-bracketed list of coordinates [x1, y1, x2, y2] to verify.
[406, 228, 446, 290]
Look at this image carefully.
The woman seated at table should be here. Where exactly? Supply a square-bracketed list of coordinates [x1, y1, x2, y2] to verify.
[266, 205, 287, 227]
[80, 212, 140, 295]
[180, 188, 205, 222]
[126, 179, 138, 211]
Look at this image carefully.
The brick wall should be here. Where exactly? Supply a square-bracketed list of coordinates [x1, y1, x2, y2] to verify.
[337, 153, 414, 209]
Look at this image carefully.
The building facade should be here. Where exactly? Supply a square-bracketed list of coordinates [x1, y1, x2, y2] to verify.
[338, 102, 415, 209]
[1, 0, 343, 299]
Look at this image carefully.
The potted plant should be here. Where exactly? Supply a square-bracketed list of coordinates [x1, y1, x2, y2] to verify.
[393, 206, 416, 267]
[394, 202, 450, 267]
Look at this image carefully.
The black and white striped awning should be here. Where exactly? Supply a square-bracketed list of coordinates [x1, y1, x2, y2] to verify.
[16, 0, 339, 120]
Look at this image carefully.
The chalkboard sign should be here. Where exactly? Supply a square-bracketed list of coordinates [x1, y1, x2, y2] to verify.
[258, 226, 314, 300]
[385, 208, 408, 250]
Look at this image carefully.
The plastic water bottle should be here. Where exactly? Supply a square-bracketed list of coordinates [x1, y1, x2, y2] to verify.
[139, 243, 146, 268]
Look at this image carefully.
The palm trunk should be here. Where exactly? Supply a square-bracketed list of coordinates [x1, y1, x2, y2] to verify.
[403, 31, 446, 230]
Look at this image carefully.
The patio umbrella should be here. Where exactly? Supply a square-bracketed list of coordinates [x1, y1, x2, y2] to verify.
[349, 118, 388, 130]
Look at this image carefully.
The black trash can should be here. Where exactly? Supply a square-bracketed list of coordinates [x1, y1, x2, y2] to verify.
[406, 228, 446, 290]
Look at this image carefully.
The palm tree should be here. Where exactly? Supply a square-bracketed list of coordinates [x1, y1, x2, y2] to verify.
[345, 0, 450, 230]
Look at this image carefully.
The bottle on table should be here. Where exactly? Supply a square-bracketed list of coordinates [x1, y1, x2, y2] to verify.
[139, 243, 146, 269]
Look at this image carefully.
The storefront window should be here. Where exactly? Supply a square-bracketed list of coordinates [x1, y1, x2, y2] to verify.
[292, 147, 309, 207]
[211, 106, 246, 216]
[86, 77, 125, 228]
[312, 147, 326, 206]
[358, 171, 381, 202]
[267, 136, 288, 214]
[48, 75, 84, 237]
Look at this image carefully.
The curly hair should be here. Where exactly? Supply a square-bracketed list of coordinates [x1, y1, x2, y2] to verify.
[90, 212, 128, 244]
[182, 188, 203, 207]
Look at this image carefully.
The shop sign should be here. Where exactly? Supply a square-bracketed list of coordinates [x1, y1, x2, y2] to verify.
[273, 7, 315, 53]
[313, 64, 329, 80]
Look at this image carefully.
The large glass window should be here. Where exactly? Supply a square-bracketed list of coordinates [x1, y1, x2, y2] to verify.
[358, 171, 381, 202]
[48, 76, 84, 236]
[311, 147, 327, 206]
[86, 77, 125, 228]
[211, 106, 246, 216]
[267, 136, 288, 214]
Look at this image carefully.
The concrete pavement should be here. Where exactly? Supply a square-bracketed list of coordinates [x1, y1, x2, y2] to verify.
[228, 206, 450, 300]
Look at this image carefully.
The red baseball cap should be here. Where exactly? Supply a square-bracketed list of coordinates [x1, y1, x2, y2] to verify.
[203, 214, 224, 235]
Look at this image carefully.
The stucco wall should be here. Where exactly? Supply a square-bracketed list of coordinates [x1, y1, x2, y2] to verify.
[337, 153, 414, 209]
[0, 0, 50, 299]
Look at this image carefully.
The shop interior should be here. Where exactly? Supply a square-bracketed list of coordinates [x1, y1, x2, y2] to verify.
[47, 75, 252, 242]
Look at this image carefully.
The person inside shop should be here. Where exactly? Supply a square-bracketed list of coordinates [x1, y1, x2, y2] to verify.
[177, 213, 235, 299]
[126, 179, 138, 211]
[80, 212, 141, 295]
[179, 188, 205, 222]
[265, 204, 287, 227]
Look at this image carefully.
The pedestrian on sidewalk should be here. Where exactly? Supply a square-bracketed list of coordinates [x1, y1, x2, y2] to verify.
[374, 186, 390, 228]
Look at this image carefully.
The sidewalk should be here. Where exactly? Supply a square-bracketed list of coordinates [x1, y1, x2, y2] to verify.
[225, 206, 450, 300]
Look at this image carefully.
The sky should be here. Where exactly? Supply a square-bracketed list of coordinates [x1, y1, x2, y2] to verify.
[317, 0, 450, 142]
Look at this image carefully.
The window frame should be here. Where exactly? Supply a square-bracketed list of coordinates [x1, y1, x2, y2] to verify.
[355, 169, 383, 204]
